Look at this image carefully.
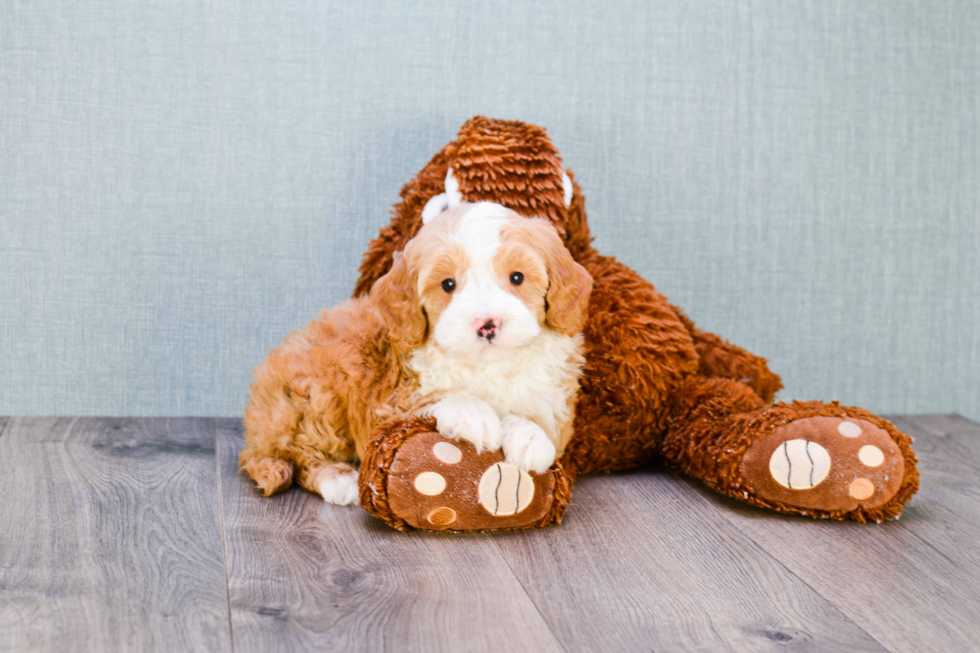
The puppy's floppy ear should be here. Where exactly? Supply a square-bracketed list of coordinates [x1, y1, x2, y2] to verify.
[370, 248, 428, 349]
[527, 219, 593, 336]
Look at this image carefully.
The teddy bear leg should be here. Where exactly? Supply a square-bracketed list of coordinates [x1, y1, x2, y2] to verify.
[670, 304, 784, 403]
[662, 377, 919, 521]
[358, 416, 574, 532]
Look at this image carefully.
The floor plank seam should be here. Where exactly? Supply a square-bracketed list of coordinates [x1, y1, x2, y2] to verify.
[214, 418, 237, 653]
[676, 474, 898, 653]
[488, 536, 572, 653]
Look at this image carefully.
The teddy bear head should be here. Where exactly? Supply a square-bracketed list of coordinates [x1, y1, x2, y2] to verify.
[354, 116, 592, 297]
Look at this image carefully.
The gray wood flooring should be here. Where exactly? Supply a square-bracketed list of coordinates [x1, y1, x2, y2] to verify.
[1, 415, 978, 653]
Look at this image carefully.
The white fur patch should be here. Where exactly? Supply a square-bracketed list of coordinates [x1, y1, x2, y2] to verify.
[422, 394, 502, 452]
[421, 167, 465, 224]
[421, 194, 450, 224]
[444, 166, 462, 205]
[501, 415, 557, 473]
[562, 170, 573, 207]
[444, 202, 508, 267]
[317, 469, 359, 505]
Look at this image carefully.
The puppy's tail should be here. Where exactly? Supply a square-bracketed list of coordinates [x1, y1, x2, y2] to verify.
[239, 448, 295, 497]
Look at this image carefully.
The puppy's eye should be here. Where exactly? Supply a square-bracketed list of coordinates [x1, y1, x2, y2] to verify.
[441, 278, 456, 293]
[509, 272, 524, 286]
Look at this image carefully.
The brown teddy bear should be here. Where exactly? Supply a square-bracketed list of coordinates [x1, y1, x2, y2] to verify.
[353, 116, 919, 532]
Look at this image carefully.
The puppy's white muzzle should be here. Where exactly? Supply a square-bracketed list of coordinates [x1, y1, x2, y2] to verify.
[433, 280, 540, 361]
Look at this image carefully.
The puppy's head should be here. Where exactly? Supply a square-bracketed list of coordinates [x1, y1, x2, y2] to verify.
[371, 202, 592, 361]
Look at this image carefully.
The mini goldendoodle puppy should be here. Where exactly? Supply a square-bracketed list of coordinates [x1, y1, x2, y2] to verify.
[240, 202, 593, 505]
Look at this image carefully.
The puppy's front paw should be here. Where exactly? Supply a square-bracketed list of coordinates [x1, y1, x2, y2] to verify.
[423, 396, 502, 453]
[501, 416, 556, 474]
[315, 464, 359, 506]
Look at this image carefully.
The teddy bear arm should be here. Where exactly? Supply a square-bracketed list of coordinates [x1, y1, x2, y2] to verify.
[560, 252, 702, 474]
[358, 414, 573, 532]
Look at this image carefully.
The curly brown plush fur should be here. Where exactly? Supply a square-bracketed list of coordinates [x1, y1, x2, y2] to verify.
[353, 116, 919, 529]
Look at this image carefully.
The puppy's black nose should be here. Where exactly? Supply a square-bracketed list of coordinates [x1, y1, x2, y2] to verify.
[477, 319, 497, 342]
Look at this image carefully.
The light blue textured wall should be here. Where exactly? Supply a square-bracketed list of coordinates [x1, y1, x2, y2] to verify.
[1, 0, 977, 420]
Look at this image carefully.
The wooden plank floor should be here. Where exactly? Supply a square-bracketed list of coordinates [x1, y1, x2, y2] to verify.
[1, 415, 978, 652]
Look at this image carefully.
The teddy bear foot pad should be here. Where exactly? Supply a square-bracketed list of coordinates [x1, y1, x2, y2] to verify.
[741, 416, 905, 512]
[385, 431, 564, 531]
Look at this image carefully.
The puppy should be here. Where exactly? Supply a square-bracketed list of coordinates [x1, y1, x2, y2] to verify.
[240, 202, 593, 505]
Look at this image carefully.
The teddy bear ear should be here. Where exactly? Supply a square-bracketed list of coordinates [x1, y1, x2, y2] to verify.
[421, 167, 463, 224]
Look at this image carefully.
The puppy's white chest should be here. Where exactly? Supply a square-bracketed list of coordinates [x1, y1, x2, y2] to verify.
[410, 333, 581, 428]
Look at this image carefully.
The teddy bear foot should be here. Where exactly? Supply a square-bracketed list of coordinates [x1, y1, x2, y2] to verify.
[740, 416, 906, 515]
[360, 421, 573, 532]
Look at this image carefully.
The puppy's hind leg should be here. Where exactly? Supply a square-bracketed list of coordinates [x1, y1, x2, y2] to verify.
[298, 460, 360, 506]
[239, 444, 358, 505]
[240, 449, 295, 497]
